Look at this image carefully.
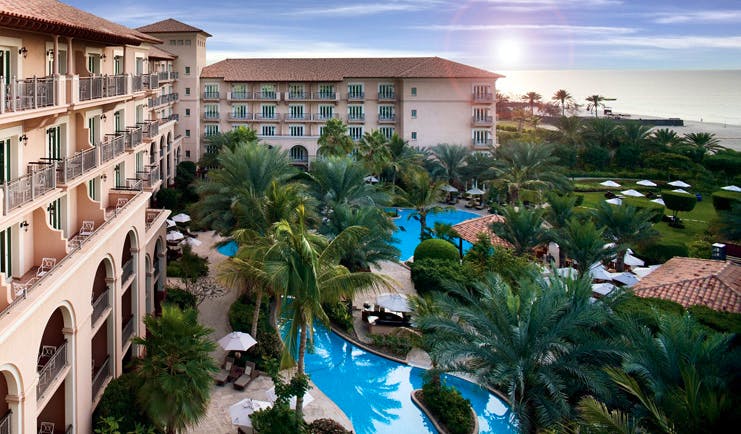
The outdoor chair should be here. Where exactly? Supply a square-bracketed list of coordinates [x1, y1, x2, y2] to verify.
[116, 198, 128, 212]
[80, 220, 95, 238]
[37, 257, 56, 278]
[39, 422, 55, 434]
[233, 361, 258, 390]
[228, 365, 245, 382]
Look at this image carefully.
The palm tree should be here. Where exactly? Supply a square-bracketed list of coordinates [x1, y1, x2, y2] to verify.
[583, 118, 621, 151]
[431, 143, 470, 186]
[199, 126, 259, 169]
[556, 218, 614, 276]
[585, 95, 616, 118]
[398, 171, 447, 241]
[521, 91, 542, 116]
[134, 306, 218, 434]
[493, 142, 570, 204]
[511, 108, 529, 133]
[593, 202, 658, 271]
[683, 132, 725, 153]
[356, 130, 392, 177]
[417, 274, 617, 433]
[385, 133, 425, 187]
[555, 116, 583, 148]
[303, 156, 389, 213]
[490, 205, 550, 256]
[649, 128, 682, 150]
[317, 118, 354, 157]
[552, 89, 573, 116]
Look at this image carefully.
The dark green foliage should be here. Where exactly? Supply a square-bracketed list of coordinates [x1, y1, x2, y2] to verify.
[638, 242, 689, 263]
[174, 161, 198, 203]
[711, 190, 741, 211]
[553, 142, 578, 167]
[463, 234, 535, 288]
[307, 419, 352, 434]
[518, 189, 542, 204]
[166, 245, 208, 278]
[164, 287, 196, 310]
[689, 305, 741, 334]
[410, 259, 467, 295]
[622, 197, 665, 222]
[322, 300, 353, 332]
[369, 333, 418, 357]
[155, 188, 180, 211]
[643, 152, 698, 175]
[703, 150, 741, 176]
[662, 191, 697, 215]
[613, 294, 686, 331]
[716, 203, 741, 241]
[580, 145, 610, 169]
[574, 194, 585, 206]
[413, 238, 460, 262]
[420, 378, 475, 434]
[228, 295, 282, 370]
[251, 360, 309, 433]
[93, 372, 153, 433]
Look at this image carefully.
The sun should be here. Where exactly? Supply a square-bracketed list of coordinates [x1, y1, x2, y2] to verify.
[494, 37, 524, 67]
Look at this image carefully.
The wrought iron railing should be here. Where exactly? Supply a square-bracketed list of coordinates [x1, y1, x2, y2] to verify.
[122, 316, 135, 344]
[37, 342, 68, 401]
[91, 289, 109, 325]
[78, 75, 127, 101]
[56, 147, 98, 184]
[1, 75, 57, 113]
[137, 165, 160, 188]
[92, 356, 111, 400]
[143, 73, 159, 90]
[132, 74, 144, 92]
[0, 410, 10, 434]
[100, 134, 125, 163]
[3, 163, 57, 213]
[122, 259, 135, 284]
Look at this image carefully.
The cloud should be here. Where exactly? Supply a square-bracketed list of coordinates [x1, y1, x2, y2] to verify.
[287, 1, 443, 17]
[205, 46, 455, 64]
[576, 35, 741, 50]
[411, 23, 637, 35]
[653, 10, 741, 24]
[474, 0, 622, 12]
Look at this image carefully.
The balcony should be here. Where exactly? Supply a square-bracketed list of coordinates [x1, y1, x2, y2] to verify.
[123, 126, 144, 151]
[122, 316, 135, 344]
[347, 92, 365, 101]
[78, 75, 127, 101]
[228, 113, 253, 122]
[56, 147, 98, 185]
[148, 93, 178, 108]
[378, 92, 395, 101]
[91, 289, 110, 326]
[472, 116, 494, 126]
[378, 114, 396, 123]
[203, 91, 220, 100]
[228, 91, 251, 101]
[254, 91, 278, 101]
[132, 74, 144, 92]
[143, 73, 159, 90]
[312, 113, 339, 122]
[203, 112, 220, 121]
[157, 71, 178, 82]
[145, 208, 168, 231]
[140, 120, 159, 139]
[254, 113, 279, 121]
[284, 113, 310, 121]
[3, 164, 57, 214]
[284, 92, 307, 101]
[472, 138, 494, 147]
[1, 76, 58, 113]
[163, 113, 179, 123]
[472, 93, 494, 103]
[347, 114, 365, 123]
[37, 342, 68, 402]
[137, 165, 160, 189]
[311, 92, 337, 101]
[100, 134, 126, 164]
[92, 356, 111, 401]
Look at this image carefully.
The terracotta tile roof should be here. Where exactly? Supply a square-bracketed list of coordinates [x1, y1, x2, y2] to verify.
[0, 0, 160, 45]
[452, 214, 512, 249]
[136, 18, 211, 36]
[632, 257, 741, 313]
[200, 57, 502, 82]
[148, 45, 176, 60]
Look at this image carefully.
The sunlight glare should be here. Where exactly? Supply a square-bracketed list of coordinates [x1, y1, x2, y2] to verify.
[494, 38, 523, 67]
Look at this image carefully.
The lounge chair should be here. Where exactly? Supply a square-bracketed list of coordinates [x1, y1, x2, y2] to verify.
[228, 365, 245, 383]
[115, 198, 128, 212]
[39, 422, 54, 434]
[233, 361, 258, 390]
[37, 257, 56, 278]
[80, 220, 95, 238]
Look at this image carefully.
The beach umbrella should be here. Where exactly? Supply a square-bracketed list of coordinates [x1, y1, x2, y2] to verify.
[605, 198, 622, 206]
[624, 253, 645, 267]
[592, 283, 617, 296]
[668, 180, 691, 188]
[599, 180, 621, 188]
[440, 184, 458, 193]
[166, 231, 184, 242]
[651, 198, 666, 206]
[632, 265, 660, 279]
[363, 176, 379, 184]
[376, 293, 411, 312]
[266, 386, 314, 408]
[183, 237, 202, 247]
[217, 331, 257, 352]
[466, 187, 485, 195]
[721, 185, 741, 192]
[621, 189, 644, 197]
[672, 188, 690, 194]
[172, 213, 191, 223]
[589, 263, 613, 281]
[611, 272, 640, 287]
[229, 399, 272, 429]
[166, 219, 176, 228]
[636, 180, 657, 187]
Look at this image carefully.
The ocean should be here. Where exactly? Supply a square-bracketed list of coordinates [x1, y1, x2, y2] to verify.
[495, 70, 741, 126]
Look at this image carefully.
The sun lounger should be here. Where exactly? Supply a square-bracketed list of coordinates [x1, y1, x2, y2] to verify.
[37, 257, 56, 278]
[213, 370, 228, 386]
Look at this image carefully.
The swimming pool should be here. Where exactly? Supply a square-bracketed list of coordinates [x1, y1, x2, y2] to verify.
[300, 324, 515, 434]
[216, 241, 238, 257]
[392, 208, 479, 260]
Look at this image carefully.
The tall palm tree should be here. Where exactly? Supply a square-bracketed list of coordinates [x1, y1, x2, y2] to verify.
[134, 306, 218, 434]
[317, 118, 355, 157]
[417, 274, 617, 434]
[556, 218, 614, 276]
[490, 205, 550, 256]
[555, 116, 584, 148]
[303, 156, 389, 213]
[583, 118, 621, 151]
[593, 202, 657, 271]
[199, 126, 260, 169]
[385, 133, 425, 187]
[431, 143, 470, 186]
[545, 193, 577, 230]
[511, 107, 529, 133]
[356, 130, 392, 177]
[682, 132, 725, 154]
[398, 171, 447, 241]
[552, 89, 573, 116]
[493, 142, 570, 204]
[585, 95, 616, 118]
[649, 128, 682, 150]
[521, 91, 542, 116]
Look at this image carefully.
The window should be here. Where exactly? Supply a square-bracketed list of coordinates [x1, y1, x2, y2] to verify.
[289, 125, 304, 137]
[261, 125, 276, 136]
[318, 105, 334, 120]
[136, 151, 144, 172]
[88, 117, 98, 146]
[185, 87, 191, 95]
[177, 40, 184, 46]
[113, 56, 122, 75]
[411, 109, 417, 118]
[185, 66, 191, 75]
[48, 198, 62, 230]
[318, 84, 335, 99]
[204, 84, 219, 99]
[46, 125, 61, 160]
[378, 84, 395, 99]
[289, 104, 304, 120]
[136, 105, 144, 124]
[348, 105, 364, 121]
[473, 107, 491, 122]
[378, 105, 395, 121]
[204, 104, 219, 119]
[348, 84, 364, 99]
[185, 108, 191, 116]
[185, 129, 191, 137]
[47, 49, 67, 75]
[114, 110, 122, 132]
[288, 84, 304, 99]
[231, 84, 247, 99]
[169, 40, 176, 45]
[319, 125, 327, 136]
[411, 132, 417, 140]
[473, 129, 491, 145]
[379, 127, 394, 140]
[261, 104, 276, 119]
[0, 227, 10, 280]
[185, 150, 191, 158]
[411, 87, 417, 96]
[185, 40, 191, 46]
[348, 126, 363, 141]
[114, 163, 122, 187]
[473, 84, 492, 101]
[260, 84, 276, 99]
[205, 124, 220, 136]
[232, 104, 248, 119]
[0, 138, 10, 184]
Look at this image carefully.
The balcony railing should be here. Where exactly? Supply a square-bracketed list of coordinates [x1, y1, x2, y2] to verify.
[1, 75, 57, 113]
[472, 116, 494, 125]
[122, 316, 135, 344]
[347, 92, 365, 100]
[285, 92, 306, 100]
[122, 258, 135, 285]
[163, 114, 179, 123]
[143, 73, 159, 90]
[284, 113, 309, 121]
[378, 92, 395, 100]
[254, 91, 277, 100]
[347, 114, 365, 122]
[56, 147, 98, 184]
[79, 75, 127, 101]
[157, 71, 178, 81]
[148, 93, 178, 108]
[92, 356, 111, 400]
[100, 134, 126, 163]
[229, 91, 250, 100]
[254, 113, 278, 121]
[139, 120, 159, 139]
[203, 91, 220, 100]
[137, 165, 160, 188]
[146, 208, 167, 230]
[123, 126, 144, 150]
[312, 92, 337, 100]
[228, 113, 252, 121]
[378, 114, 396, 123]
[203, 112, 220, 120]
[92, 289, 110, 325]
[312, 113, 339, 121]
[472, 93, 494, 102]
[0, 410, 9, 434]
[113, 178, 143, 193]
[472, 138, 494, 147]
[3, 163, 57, 213]
[132, 74, 144, 92]
[37, 342, 68, 401]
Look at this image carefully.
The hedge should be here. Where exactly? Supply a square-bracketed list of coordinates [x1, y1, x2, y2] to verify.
[420, 378, 475, 434]
[163, 287, 197, 310]
[662, 191, 697, 217]
[711, 191, 741, 211]
[410, 259, 467, 295]
[688, 305, 741, 334]
[638, 242, 688, 264]
[622, 198, 664, 223]
[414, 239, 459, 262]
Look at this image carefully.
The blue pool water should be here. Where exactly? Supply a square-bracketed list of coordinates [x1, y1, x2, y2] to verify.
[392, 208, 479, 260]
[216, 241, 238, 257]
[301, 324, 515, 434]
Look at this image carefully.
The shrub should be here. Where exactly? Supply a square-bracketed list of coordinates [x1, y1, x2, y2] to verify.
[638, 242, 688, 264]
[228, 295, 282, 371]
[662, 191, 697, 220]
[323, 300, 354, 332]
[414, 239, 459, 262]
[688, 237, 713, 259]
[711, 191, 741, 211]
[93, 372, 153, 433]
[308, 418, 352, 434]
[614, 295, 686, 331]
[574, 194, 585, 207]
[155, 188, 180, 211]
[689, 305, 741, 334]
[622, 198, 664, 223]
[164, 287, 197, 310]
[369, 332, 419, 358]
[167, 246, 209, 278]
[420, 377, 475, 434]
[251, 404, 305, 434]
[519, 189, 542, 204]
[410, 259, 467, 295]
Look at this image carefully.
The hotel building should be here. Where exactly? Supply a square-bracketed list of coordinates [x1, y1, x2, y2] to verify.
[0, 1, 186, 433]
[199, 58, 502, 168]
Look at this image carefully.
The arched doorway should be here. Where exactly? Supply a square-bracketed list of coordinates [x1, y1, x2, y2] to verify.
[289, 145, 309, 170]
[91, 258, 114, 404]
[36, 305, 75, 434]
[120, 230, 138, 367]
[153, 237, 165, 316]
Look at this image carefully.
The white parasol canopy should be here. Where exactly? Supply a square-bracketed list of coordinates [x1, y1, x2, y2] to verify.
[599, 180, 621, 188]
[555, 267, 578, 279]
[668, 180, 691, 188]
[183, 237, 202, 247]
[721, 185, 741, 192]
[229, 398, 272, 429]
[466, 187, 485, 195]
[166, 219, 177, 228]
[376, 293, 411, 313]
[166, 231, 184, 242]
[624, 253, 645, 267]
[651, 198, 666, 206]
[217, 331, 257, 352]
[636, 180, 657, 187]
[621, 189, 644, 197]
[172, 213, 191, 223]
[589, 263, 613, 281]
[592, 283, 617, 296]
[611, 272, 640, 287]
[364, 176, 379, 184]
[266, 387, 314, 408]
[632, 265, 660, 279]
[605, 198, 622, 206]
[671, 189, 690, 194]
[440, 184, 458, 193]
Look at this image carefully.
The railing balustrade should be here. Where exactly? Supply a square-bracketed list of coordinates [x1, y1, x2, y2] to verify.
[143, 73, 159, 90]
[472, 92, 494, 102]
[100, 134, 125, 163]
[0, 410, 10, 434]
[91, 289, 110, 325]
[312, 92, 337, 100]
[137, 165, 160, 188]
[122, 317, 135, 344]
[56, 147, 98, 184]
[3, 163, 57, 213]
[92, 356, 111, 400]
[472, 138, 494, 146]
[254, 91, 277, 100]
[78, 75, 127, 101]
[132, 74, 144, 92]
[1, 75, 57, 113]
[313, 113, 339, 121]
[37, 342, 68, 401]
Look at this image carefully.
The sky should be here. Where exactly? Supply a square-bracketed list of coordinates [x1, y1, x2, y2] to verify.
[66, 0, 741, 71]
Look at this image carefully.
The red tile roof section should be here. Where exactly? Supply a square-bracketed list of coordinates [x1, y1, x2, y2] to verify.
[136, 18, 212, 36]
[452, 214, 512, 249]
[632, 257, 741, 313]
[200, 57, 502, 82]
[0, 0, 160, 45]
[148, 45, 176, 60]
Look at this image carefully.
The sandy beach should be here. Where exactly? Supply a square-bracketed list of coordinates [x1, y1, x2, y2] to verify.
[662, 120, 741, 151]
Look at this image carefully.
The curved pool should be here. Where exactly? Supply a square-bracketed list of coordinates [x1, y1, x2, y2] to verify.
[392, 208, 479, 260]
[302, 324, 515, 434]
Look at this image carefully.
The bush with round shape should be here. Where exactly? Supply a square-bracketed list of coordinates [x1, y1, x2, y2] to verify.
[711, 191, 741, 211]
[410, 259, 467, 296]
[638, 242, 688, 264]
[662, 191, 697, 222]
[420, 377, 475, 434]
[307, 418, 353, 434]
[622, 198, 664, 223]
[414, 239, 459, 262]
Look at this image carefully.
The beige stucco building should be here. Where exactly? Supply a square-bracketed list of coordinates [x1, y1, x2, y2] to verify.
[0, 1, 183, 433]
[199, 58, 501, 168]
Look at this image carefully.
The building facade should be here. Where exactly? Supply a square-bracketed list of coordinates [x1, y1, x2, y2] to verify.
[199, 58, 501, 168]
[0, 1, 179, 433]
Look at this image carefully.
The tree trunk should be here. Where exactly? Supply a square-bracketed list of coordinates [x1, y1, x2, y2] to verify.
[295, 323, 307, 421]
[251, 290, 263, 339]
[616, 248, 626, 272]
[419, 212, 427, 241]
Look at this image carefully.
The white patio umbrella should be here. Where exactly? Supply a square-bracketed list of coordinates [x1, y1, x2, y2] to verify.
[229, 398, 272, 430]
[363, 176, 379, 184]
[592, 283, 617, 296]
[624, 253, 645, 267]
[621, 189, 644, 197]
[632, 265, 660, 279]
[672, 189, 690, 194]
[217, 331, 257, 352]
[183, 237, 202, 247]
[721, 185, 741, 192]
[171, 213, 191, 223]
[466, 187, 485, 195]
[599, 180, 621, 188]
[651, 198, 666, 206]
[611, 272, 640, 287]
[166, 231, 184, 242]
[440, 184, 458, 193]
[166, 219, 177, 228]
[376, 293, 411, 312]
[636, 180, 657, 187]
[589, 263, 613, 281]
[668, 180, 691, 188]
[605, 198, 622, 206]
[266, 386, 314, 408]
